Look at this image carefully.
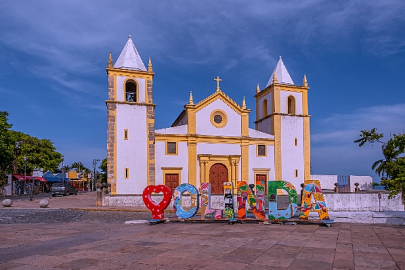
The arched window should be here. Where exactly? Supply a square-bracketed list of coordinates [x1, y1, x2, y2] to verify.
[262, 99, 268, 118]
[125, 80, 137, 102]
[288, 96, 296, 115]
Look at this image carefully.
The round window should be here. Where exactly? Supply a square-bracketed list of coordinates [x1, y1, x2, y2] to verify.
[214, 114, 222, 124]
[210, 110, 227, 128]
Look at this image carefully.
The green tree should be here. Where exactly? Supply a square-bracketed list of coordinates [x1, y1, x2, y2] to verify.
[0, 111, 14, 185]
[70, 162, 91, 175]
[99, 158, 107, 183]
[9, 131, 62, 175]
[355, 129, 405, 198]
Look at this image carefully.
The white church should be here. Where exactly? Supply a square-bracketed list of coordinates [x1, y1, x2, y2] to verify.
[105, 36, 311, 197]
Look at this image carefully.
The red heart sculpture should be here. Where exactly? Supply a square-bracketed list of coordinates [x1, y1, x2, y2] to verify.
[142, 185, 172, 220]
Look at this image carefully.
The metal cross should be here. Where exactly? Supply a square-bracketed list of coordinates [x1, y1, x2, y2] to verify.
[214, 76, 222, 91]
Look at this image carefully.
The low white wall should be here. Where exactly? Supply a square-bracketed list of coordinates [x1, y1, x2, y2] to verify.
[324, 193, 404, 211]
[311, 174, 337, 190]
[350, 175, 373, 191]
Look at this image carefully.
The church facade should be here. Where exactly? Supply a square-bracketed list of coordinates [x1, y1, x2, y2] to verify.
[105, 36, 310, 196]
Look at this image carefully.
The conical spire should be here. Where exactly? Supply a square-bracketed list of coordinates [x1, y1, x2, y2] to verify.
[148, 57, 153, 72]
[242, 96, 246, 109]
[302, 74, 308, 87]
[189, 91, 194, 105]
[114, 35, 147, 71]
[266, 56, 294, 87]
[108, 52, 113, 68]
[256, 83, 260, 94]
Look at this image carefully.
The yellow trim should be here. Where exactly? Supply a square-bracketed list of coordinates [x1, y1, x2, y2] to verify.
[125, 167, 129, 179]
[210, 109, 228, 128]
[106, 67, 154, 79]
[162, 167, 182, 186]
[193, 90, 251, 115]
[241, 139, 249, 182]
[187, 108, 196, 134]
[188, 139, 197, 187]
[303, 117, 311, 180]
[256, 144, 267, 157]
[165, 141, 178, 155]
[241, 112, 249, 137]
[155, 134, 274, 145]
[123, 78, 139, 103]
[274, 114, 282, 180]
[124, 129, 128, 140]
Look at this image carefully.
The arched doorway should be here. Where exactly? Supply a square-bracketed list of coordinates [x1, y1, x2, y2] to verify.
[209, 163, 228, 194]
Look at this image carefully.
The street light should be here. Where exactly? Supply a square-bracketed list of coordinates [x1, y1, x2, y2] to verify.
[23, 156, 32, 201]
[82, 170, 85, 192]
[61, 155, 65, 186]
[92, 159, 100, 192]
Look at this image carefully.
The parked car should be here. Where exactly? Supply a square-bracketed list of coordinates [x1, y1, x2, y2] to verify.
[51, 182, 78, 197]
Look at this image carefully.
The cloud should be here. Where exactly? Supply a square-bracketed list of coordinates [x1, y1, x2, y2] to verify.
[311, 103, 405, 180]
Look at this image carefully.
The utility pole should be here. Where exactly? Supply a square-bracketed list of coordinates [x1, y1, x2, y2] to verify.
[92, 159, 100, 192]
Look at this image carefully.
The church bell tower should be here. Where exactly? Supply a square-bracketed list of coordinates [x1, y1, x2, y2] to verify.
[254, 57, 310, 190]
[106, 36, 156, 194]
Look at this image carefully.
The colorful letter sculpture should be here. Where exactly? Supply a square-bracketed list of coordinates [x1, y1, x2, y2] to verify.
[300, 180, 330, 220]
[200, 183, 222, 219]
[237, 181, 265, 220]
[267, 180, 298, 220]
[173, 183, 199, 219]
[223, 182, 235, 220]
[142, 185, 172, 220]
[255, 179, 266, 213]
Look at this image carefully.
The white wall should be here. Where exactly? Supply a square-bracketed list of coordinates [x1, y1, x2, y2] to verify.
[196, 99, 241, 136]
[281, 115, 304, 190]
[116, 105, 147, 194]
[350, 175, 373, 191]
[324, 193, 404, 211]
[311, 174, 338, 190]
[249, 145, 274, 185]
[155, 141, 188, 185]
[257, 118, 272, 134]
[116, 76, 146, 103]
[257, 92, 272, 119]
[279, 91, 302, 115]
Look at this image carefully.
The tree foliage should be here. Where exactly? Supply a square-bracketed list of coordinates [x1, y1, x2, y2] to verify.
[0, 111, 62, 184]
[355, 128, 405, 198]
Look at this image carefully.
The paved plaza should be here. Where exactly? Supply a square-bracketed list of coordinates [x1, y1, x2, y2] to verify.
[1, 193, 405, 269]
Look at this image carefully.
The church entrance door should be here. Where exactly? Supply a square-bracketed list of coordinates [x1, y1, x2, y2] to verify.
[209, 163, 228, 194]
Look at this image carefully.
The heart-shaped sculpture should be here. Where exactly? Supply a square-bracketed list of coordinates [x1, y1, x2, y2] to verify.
[142, 185, 172, 220]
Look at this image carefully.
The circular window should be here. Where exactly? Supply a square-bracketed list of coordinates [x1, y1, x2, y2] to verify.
[210, 110, 227, 128]
[214, 114, 222, 124]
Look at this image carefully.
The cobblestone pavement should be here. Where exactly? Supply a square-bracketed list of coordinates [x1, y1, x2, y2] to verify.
[1, 193, 405, 269]
[1, 218, 405, 269]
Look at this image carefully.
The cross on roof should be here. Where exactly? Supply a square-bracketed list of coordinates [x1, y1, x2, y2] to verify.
[214, 76, 222, 92]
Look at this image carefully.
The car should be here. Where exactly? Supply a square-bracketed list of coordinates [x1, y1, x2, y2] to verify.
[51, 182, 78, 197]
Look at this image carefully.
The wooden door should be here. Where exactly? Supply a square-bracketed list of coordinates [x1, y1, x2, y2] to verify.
[165, 174, 179, 195]
[209, 163, 228, 194]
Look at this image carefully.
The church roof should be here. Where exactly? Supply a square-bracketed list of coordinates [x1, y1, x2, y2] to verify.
[156, 125, 188, 135]
[114, 36, 147, 71]
[249, 129, 274, 139]
[266, 56, 294, 87]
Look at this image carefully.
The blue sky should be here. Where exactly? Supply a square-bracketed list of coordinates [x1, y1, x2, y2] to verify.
[1, 1, 404, 180]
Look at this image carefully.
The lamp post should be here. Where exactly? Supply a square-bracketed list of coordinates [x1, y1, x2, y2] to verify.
[61, 155, 65, 186]
[23, 156, 31, 200]
[92, 159, 100, 192]
[82, 170, 85, 192]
